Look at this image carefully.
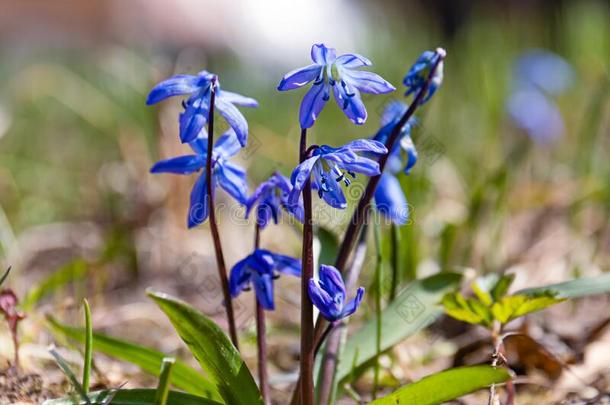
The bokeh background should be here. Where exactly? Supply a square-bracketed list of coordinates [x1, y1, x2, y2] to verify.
[0, 0, 609, 403]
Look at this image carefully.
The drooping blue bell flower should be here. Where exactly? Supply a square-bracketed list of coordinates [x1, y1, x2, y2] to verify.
[278, 43, 395, 129]
[229, 249, 301, 310]
[375, 101, 418, 175]
[147, 71, 258, 146]
[403, 48, 445, 104]
[150, 129, 248, 228]
[288, 139, 387, 209]
[246, 172, 304, 229]
[374, 173, 409, 225]
[308, 264, 364, 322]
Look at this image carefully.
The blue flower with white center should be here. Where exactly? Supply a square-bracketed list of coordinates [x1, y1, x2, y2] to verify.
[147, 71, 258, 146]
[246, 172, 304, 229]
[229, 249, 301, 310]
[288, 139, 387, 209]
[150, 129, 248, 228]
[278, 43, 395, 129]
[374, 173, 410, 225]
[375, 101, 418, 175]
[308, 264, 364, 322]
[403, 48, 445, 104]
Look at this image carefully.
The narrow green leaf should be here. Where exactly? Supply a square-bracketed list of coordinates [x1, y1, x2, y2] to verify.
[23, 259, 89, 310]
[155, 358, 175, 405]
[369, 365, 510, 405]
[46, 316, 221, 401]
[49, 346, 91, 404]
[82, 299, 93, 394]
[42, 388, 222, 405]
[147, 290, 262, 405]
[336, 273, 462, 384]
[517, 274, 610, 299]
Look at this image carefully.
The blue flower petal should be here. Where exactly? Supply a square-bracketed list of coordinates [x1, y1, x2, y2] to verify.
[319, 265, 346, 303]
[335, 53, 372, 68]
[277, 64, 322, 91]
[340, 287, 364, 319]
[219, 90, 259, 108]
[215, 97, 249, 147]
[150, 155, 206, 174]
[271, 253, 301, 277]
[323, 152, 381, 177]
[342, 70, 395, 94]
[299, 82, 330, 129]
[400, 136, 418, 174]
[313, 165, 347, 209]
[214, 130, 242, 158]
[188, 174, 211, 228]
[146, 74, 201, 105]
[288, 155, 320, 205]
[311, 43, 336, 65]
[229, 259, 252, 297]
[189, 133, 209, 155]
[308, 279, 337, 321]
[216, 161, 248, 204]
[341, 139, 388, 155]
[374, 173, 409, 225]
[381, 101, 408, 126]
[253, 273, 275, 310]
[332, 83, 367, 125]
[180, 99, 208, 143]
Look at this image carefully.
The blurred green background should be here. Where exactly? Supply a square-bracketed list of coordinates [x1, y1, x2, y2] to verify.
[0, 0, 609, 318]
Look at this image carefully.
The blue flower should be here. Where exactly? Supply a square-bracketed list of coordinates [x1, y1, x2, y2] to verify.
[513, 50, 574, 96]
[288, 139, 387, 209]
[374, 173, 409, 225]
[246, 172, 304, 229]
[375, 101, 418, 175]
[308, 264, 364, 322]
[403, 48, 445, 104]
[278, 43, 395, 129]
[150, 130, 248, 228]
[229, 249, 301, 310]
[507, 88, 564, 144]
[147, 71, 258, 146]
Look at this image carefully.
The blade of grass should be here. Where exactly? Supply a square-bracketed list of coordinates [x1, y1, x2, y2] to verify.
[155, 357, 175, 405]
[49, 346, 91, 404]
[372, 221, 383, 399]
[82, 299, 93, 394]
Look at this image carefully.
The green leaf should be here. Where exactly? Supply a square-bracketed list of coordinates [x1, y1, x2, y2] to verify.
[490, 274, 515, 302]
[49, 347, 91, 404]
[42, 389, 222, 405]
[441, 293, 488, 326]
[22, 259, 89, 310]
[491, 293, 565, 324]
[82, 299, 93, 394]
[369, 365, 511, 405]
[336, 273, 462, 384]
[471, 280, 493, 306]
[46, 316, 221, 401]
[517, 274, 610, 299]
[147, 290, 262, 405]
[155, 358, 175, 405]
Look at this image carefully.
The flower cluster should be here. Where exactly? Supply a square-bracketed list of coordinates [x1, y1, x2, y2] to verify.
[403, 48, 446, 104]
